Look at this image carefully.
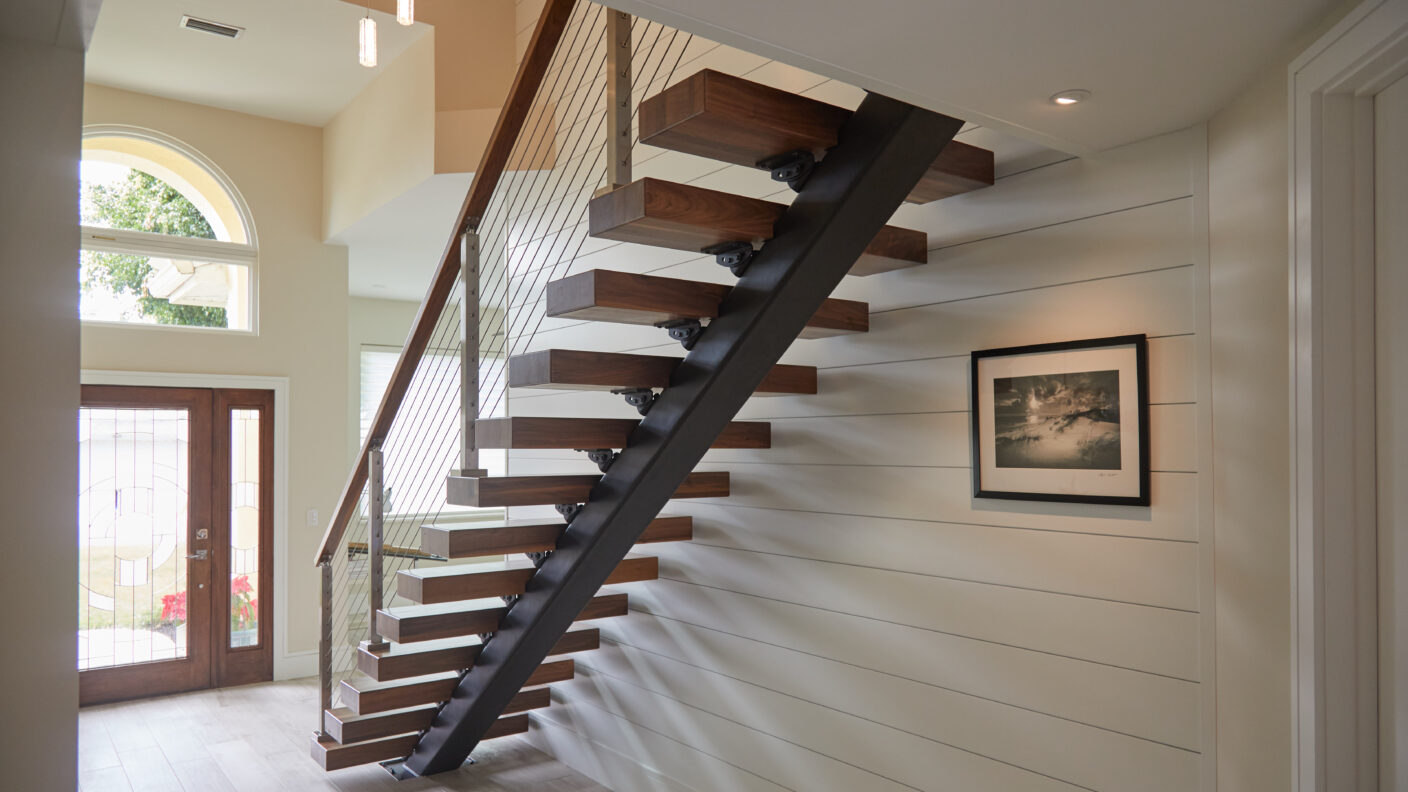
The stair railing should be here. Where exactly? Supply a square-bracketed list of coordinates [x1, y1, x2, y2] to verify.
[310, 0, 699, 739]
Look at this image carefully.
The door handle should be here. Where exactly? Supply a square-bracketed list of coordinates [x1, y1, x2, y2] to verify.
[186, 549, 208, 561]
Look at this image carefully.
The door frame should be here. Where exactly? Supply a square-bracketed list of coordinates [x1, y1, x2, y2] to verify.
[1290, 1, 1408, 789]
[80, 371, 299, 679]
[78, 386, 215, 704]
[211, 388, 276, 687]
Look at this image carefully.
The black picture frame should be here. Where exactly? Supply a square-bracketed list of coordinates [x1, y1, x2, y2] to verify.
[969, 334, 1150, 506]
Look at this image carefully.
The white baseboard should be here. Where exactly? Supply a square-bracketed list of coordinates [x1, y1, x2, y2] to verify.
[276, 650, 318, 681]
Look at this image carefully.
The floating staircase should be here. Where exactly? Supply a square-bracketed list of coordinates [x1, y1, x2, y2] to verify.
[313, 50, 990, 776]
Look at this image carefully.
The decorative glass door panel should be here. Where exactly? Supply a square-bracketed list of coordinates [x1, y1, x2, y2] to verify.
[79, 407, 191, 669]
[229, 408, 260, 648]
[212, 389, 274, 686]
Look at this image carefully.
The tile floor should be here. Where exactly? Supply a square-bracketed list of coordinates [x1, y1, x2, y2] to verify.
[78, 677, 609, 791]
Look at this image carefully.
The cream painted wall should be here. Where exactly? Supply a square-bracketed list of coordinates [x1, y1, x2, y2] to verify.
[1205, 4, 1354, 788]
[347, 296, 420, 462]
[324, 35, 435, 240]
[80, 85, 350, 665]
[1207, 59, 1295, 792]
[0, 32, 84, 792]
[325, 0, 517, 238]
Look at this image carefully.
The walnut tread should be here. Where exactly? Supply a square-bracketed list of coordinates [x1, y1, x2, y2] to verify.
[588, 178, 926, 276]
[476, 416, 770, 450]
[356, 628, 601, 681]
[638, 69, 993, 205]
[446, 470, 730, 508]
[377, 592, 629, 644]
[508, 349, 817, 394]
[420, 515, 693, 559]
[545, 269, 868, 338]
[398, 555, 658, 604]
[313, 713, 529, 767]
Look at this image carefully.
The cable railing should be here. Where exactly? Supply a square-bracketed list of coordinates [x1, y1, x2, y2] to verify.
[311, 0, 695, 730]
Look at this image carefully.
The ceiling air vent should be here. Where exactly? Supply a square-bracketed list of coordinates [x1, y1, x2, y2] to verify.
[179, 15, 245, 39]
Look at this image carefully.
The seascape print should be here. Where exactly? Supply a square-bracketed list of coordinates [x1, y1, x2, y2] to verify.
[992, 370, 1121, 469]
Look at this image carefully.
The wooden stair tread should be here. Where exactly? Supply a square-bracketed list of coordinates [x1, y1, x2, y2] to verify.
[339, 672, 457, 715]
[639, 69, 993, 205]
[322, 708, 528, 748]
[357, 628, 600, 681]
[398, 555, 658, 604]
[545, 269, 868, 338]
[377, 591, 629, 643]
[420, 515, 692, 559]
[508, 349, 817, 395]
[446, 470, 730, 508]
[476, 416, 770, 450]
[340, 662, 572, 716]
[312, 733, 419, 771]
[587, 178, 926, 276]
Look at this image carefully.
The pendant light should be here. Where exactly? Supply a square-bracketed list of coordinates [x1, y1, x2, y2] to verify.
[358, 8, 378, 68]
[397, 0, 414, 26]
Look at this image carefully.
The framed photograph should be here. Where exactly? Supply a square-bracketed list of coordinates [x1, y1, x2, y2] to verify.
[970, 334, 1149, 506]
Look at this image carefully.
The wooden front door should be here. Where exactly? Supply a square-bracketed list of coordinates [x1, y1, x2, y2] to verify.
[78, 385, 274, 705]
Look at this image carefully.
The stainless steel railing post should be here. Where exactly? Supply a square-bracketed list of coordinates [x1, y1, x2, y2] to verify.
[606, 9, 632, 190]
[317, 559, 333, 736]
[459, 232, 483, 477]
[367, 444, 388, 649]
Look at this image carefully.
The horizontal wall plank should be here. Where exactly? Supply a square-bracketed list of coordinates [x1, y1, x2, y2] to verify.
[646, 503, 1199, 610]
[526, 713, 702, 792]
[508, 456, 1198, 543]
[558, 661, 1089, 792]
[776, 266, 1195, 370]
[641, 541, 1199, 679]
[508, 334, 1197, 422]
[534, 698, 792, 792]
[890, 127, 1197, 249]
[700, 404, 1196, 472]
[622, 584, 1200, 748]
[576, 637, 1198, 792]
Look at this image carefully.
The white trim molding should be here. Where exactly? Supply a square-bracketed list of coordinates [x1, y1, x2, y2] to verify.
[1290, 2, 1408, 789]
[78, 370, 302, 681]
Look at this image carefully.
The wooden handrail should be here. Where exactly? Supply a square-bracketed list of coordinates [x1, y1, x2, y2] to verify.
[315, 0, 579, 565]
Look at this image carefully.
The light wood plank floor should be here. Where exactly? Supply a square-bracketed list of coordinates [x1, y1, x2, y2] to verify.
[78, 677, 610, 792]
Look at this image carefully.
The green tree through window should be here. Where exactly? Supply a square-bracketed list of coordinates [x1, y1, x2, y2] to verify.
[81, 170, 228, 327]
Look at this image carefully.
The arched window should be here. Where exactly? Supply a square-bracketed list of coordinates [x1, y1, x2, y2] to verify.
[80, 127, 257, 331]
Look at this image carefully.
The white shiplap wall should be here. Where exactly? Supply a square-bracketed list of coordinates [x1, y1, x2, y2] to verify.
[503, 6, 1211, 789]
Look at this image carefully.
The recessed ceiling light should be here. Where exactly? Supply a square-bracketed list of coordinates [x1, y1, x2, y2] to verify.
[1050, 89, 1091, 106]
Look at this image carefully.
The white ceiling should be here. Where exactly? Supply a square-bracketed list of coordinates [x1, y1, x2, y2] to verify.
[607, 0, 1340, 154]
[85, 0, 427, 126]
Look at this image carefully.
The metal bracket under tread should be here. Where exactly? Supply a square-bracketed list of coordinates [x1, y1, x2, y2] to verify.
[653, 318, 704, 351]
[525, 551, 553, 568]
[554, 503, 584, 523]
[757, 149, 816, 191]
[610, 387, 658, 416]
[703, 241, 756, 276]
[500, 594, 521, 606]
[576, 448, 619, 472]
